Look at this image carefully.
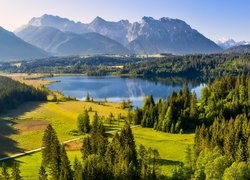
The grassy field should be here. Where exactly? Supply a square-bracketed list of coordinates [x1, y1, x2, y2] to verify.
[133, 127, 194, 177]
[0, 73, 54, 88]
[0, 100, 127, 157]
[5, 150, 82, 180]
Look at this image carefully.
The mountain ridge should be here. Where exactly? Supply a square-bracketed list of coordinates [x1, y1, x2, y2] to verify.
[216, 38, 250, 49]
[0, 26, 49, 61]
[15, 14, 222, 55]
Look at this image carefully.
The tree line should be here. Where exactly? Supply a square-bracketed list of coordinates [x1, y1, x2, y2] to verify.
[1, 54, 249, 79]
[172, 114, 250, 180]
[133, 74, 250, 134]
[123, 54, 250, 78]
[0, 76, 47, 114]
[168, 75, 250, 179]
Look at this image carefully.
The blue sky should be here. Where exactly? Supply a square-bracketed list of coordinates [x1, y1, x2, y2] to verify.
[0, 0, 249, 41]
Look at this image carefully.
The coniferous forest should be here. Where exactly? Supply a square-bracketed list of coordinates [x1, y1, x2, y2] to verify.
[0, 76, 47, 114]
[136, 74, 250, 134]
[39, 121, 160, 180]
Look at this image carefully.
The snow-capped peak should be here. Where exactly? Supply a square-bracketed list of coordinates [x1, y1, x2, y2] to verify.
[216, 38, 250, 49]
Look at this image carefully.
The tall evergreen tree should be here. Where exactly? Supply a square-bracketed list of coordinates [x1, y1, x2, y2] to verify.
[41, 124, 61, 180]
[91, 112, 99, 134]
[73, 158, 83, 180]
[81, 136, 92, 160]
[77, 110, 90, 133]
[38, 166, 47, 180]
[1, 162, 10, 180]
[59, 145, 73, 180]
[11, 162, 22, 180]
[117, 123, 139, 179]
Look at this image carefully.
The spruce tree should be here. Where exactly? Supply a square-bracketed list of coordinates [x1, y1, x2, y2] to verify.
[1, 162, 10, 180]
[81, 136, 92, 160]
[183, 83, 190, 109]
[41, 124, 61, 180]
[91, 112, 99, 135]
[77, 110, 90, 133]
[86, 93, 90, 102]
[118, 123, 139, 179]
[39, 166, 48, 180]
[73, 158, 83, 180]
[164, 105, 173, 132]
[235, 140, 245, 162]
[11, 162, 22, 180]
[59, 145, 73, 180]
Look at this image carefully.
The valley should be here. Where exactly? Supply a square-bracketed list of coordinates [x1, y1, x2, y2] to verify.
[0, 1, 250, 179]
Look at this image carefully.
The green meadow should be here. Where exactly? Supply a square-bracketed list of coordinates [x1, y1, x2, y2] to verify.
[0, 101, 127, 157]
[133, 127, 194, 176]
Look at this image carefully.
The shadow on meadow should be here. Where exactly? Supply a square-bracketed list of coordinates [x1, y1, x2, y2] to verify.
[157, 159, 183, 166]
[0, 101, 45, 159]
[0, 119, 22, 158]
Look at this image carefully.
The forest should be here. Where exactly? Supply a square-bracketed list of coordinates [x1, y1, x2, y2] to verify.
[129, 74, 250, 179]
[132, 74, 250, 134]
[0, 54, 249, 78]
[0, 76, 47, 114]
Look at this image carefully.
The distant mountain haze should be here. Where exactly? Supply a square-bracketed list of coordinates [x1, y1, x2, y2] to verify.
[0, 26, 49, 61]
[224, 44, 250, 54]
[14, 14, 222, 55]
[216, 38, 250, 49]
[55, 32, 131, 56]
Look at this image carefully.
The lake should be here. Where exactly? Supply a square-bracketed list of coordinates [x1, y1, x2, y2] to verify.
[44, 76, 205, 107]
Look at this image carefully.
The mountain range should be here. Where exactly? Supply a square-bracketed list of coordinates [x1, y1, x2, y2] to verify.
[0, 27, 49, 61]
[216, 38, 250, 49]
[14, 14, 221, 56]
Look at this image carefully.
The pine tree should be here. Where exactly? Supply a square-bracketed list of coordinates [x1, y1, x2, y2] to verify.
[133, 108, 142, 125]
[77, 110, 90, 133]
[91, 112, 99, 135]
[235, 140, 246, 162]
[73, 158, 83, 180]
[170, 123, 175, 133]
[1, 162, 10, 180]
[183, 83, 190, 109]
[247, 136, 250, 165]
[190, 92, 198, 123]
[59, 145, 73, 180]
[11, 162, 22, 180]
[86, 93, 90, 102]
[164, 105, 173, 132]
[90, 121, 108, 157]
[41, 124, 61, 180]
[184, 146, 193, 170]
[118, 123, 139, 179]
[81, 136, 92, 160]
[39, 166, 47, 180]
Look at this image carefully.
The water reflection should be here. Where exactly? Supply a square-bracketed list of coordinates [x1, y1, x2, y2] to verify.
[45, 76, 205, 107]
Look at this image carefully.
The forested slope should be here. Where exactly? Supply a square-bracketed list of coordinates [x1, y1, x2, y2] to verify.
[0, 76, 47, 113]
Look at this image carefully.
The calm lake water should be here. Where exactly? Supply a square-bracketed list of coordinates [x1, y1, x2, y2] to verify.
[45, 76, 205, 107]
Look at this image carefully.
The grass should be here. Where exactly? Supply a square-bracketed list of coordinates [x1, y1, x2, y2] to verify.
[132, 127, 194, 177]
[0, 100, 127, 157]
[0, 73, 54, 88]
[5, 150, 82, 180]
